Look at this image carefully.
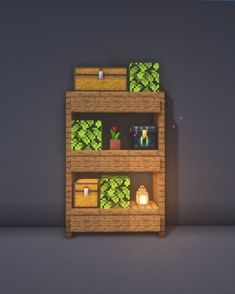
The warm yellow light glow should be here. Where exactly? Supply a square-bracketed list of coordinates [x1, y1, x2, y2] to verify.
[136, 185, 149, 205]
[138, 194, 149, 205]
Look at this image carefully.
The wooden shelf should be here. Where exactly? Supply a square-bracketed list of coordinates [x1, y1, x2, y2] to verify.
[65, 89, 166, 237]
[70, 201, 160, 233]
[66, 91, 164, 113]
[70, 215, 160, 233]
[67, 150, 160, 157]
[69, 201, 159, 215]
[70, 156, 160, 172]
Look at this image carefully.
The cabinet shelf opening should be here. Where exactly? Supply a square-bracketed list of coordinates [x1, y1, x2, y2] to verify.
[71, 112, 159, 150]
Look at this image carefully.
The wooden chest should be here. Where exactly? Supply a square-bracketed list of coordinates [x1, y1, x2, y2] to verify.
[74, 179, 99, 208]
[74, 67, 127, 91]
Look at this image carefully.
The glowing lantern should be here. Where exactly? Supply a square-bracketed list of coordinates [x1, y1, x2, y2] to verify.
[136, 185, 149, 205]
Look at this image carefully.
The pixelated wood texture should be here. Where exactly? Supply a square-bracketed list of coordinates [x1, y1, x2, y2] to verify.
[66, 91, 161, 113]
[153, 92, 166, 236]
[70, 156, 160, 172]
[74, 179, 99, 208]
[71, 215, 160, 232]
[74, 67, 127, 91]
[70, 201, 160, 232]
[65, 91, 166, 237]
[65, 94, 72, 237]
[67, 201, 159, 216]
[67, 150, 159, 157]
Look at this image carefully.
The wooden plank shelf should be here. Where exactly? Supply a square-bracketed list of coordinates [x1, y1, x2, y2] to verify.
[70, 156, 160, 172]
[70, 215, 160, 232]
[69, 201, 159, 216]
[67, 150, 159, 157]
[66, 91, 164, 113]
[69, 201, 160, 233]
[65, 89, 166, 237]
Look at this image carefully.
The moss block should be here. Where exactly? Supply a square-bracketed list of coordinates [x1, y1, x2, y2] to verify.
[100, 175, 131, 209]
[71, 120, 102, 150]
[129, 62, 160, 92]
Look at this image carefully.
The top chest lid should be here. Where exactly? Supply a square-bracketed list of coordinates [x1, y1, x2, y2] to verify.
[74, 178, 99, 191]
[74, 67, 127, 76]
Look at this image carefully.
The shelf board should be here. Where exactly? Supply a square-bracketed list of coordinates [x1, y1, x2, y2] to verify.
[70, 156, 160, 172]
[66, 91, 164, 113]
[70, 214, 161, 232]
[67, 150, 159, 157]
[70, 200, 159, 216]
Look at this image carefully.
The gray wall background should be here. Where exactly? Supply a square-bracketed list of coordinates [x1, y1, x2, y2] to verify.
[0, 0, 234, 226]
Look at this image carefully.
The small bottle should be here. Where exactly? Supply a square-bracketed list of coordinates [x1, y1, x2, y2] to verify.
[140, 129, 149, 147]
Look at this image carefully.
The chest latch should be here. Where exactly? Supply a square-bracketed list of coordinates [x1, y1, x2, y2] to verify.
[83, 187, 89, 197]
[98, 69, 104, 80]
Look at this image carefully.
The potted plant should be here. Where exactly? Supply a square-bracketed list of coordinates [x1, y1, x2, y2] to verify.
[110, 125, 121, 150]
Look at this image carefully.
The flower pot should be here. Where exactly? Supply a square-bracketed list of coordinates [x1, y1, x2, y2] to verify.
[110, 139, 121, 150]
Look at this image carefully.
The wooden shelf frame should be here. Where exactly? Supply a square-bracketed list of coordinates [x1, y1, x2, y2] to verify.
[65, 91, 165, 237]
[66, 201, 159, 215]
[67, 150, 161, 157]
[66, 91, 163, 113]
[70, 156, 160, 172]
[70, 215, 161, 233]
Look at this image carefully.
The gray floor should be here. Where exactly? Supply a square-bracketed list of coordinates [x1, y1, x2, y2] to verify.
[0, 226, 234, 294]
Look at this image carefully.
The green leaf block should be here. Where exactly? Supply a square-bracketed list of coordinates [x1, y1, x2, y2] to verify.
[71, 120, 102, 150]
[129, 62, 160, 92]
[100, 175, 131, 209]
